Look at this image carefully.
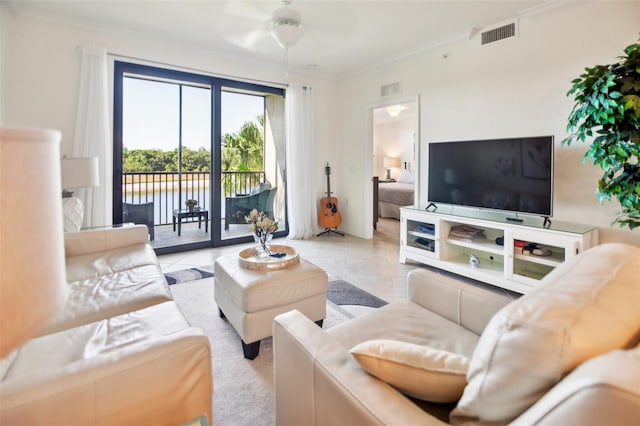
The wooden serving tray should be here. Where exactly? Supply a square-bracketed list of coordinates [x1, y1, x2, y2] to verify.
[238, 245, 300, 271]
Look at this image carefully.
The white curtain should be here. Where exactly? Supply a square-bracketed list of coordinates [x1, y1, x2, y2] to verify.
[286, 84, 318, 239]
[72, 45, 112, 228]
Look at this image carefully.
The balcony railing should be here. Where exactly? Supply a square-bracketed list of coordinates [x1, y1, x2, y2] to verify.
[123, 171, 265, 226]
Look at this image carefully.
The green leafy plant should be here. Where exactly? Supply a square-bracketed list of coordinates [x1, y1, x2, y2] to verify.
[563, 39, 640, 229]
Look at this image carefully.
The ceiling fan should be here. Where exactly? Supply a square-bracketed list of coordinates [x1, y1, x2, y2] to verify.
[216, 0, 353, 55]
[216, 0, 305, 53]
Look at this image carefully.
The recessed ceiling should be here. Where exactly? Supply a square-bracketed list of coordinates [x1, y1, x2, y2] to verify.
[5, 0, 549, 75]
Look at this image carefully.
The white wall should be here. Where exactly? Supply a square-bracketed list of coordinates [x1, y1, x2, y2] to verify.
[335, 1, 640, 245]
[0, 7, 338, 228]
[3, 3, 640, 245]
[373, 115, 414, 179]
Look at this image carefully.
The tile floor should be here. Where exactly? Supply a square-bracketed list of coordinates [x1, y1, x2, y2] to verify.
[158, 218, 417, 302]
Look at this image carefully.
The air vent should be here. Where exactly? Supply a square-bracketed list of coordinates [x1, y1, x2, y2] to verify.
[481, 22, 517, 45]
[380, 81, 401, 97]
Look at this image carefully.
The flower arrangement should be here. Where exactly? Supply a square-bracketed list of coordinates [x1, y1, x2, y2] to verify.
[185, 199, 198, 211]
[245, 209, 278, 255]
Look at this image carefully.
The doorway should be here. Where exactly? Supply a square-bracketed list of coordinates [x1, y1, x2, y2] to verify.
[367, 96, 419, 242]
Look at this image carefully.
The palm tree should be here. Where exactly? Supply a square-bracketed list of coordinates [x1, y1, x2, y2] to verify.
[222, 115, 264, 171]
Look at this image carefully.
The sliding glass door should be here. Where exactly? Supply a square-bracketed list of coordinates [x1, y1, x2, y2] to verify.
[113, 61, 286, 254]
[219, 90, 286, 241]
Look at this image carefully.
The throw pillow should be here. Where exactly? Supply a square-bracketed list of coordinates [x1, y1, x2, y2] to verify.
[259, 181, 272, 191]
[350, 339, 470, 403]
[451, 243, 640, 425]
[396, 169, 415, 184]
[250, 181, 272, 195]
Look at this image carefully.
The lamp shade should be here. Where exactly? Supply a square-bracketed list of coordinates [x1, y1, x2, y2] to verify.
[1, 127, 68, 358]
[383, 156, 401, 169]
[61, 156, 99, 190]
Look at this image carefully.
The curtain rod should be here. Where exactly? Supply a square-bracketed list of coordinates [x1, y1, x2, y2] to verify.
[76, 46, 289, 90]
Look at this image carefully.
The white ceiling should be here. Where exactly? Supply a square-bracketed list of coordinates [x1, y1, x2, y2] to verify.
[5, 0, 550, 75]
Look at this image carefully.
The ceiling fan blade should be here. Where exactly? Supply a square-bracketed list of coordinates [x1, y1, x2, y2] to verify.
[294, 1, 356, 41]
[218, 0, 272, 22]
[226, 28, 273, 52]
[214, 1, 280, 51]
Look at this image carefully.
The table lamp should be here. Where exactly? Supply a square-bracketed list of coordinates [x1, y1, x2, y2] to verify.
[383, 156, 400, 180]
[1, 127, 68, 358]
[60, 156, 99, 232]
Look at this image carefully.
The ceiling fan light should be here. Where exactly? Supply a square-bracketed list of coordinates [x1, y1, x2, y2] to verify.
[272, 5, 302, 24]
[271, 4, 304, 48]
[387, 105, 407, 117]
[271, 24, 303, 48]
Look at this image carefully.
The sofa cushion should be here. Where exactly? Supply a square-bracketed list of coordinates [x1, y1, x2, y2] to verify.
[0, 350, 17, 381]
[41, 243, 172, 336]
[250, 181, 272, 195]
[65, 243, 160, 282]
[64, 225, 149, 257]
[351, 339, 470, 402]
[452, 243, 640, 425]
[328, 300, 481, 359]
[1, 302, 212, 426]
[511, 342, 640, 425]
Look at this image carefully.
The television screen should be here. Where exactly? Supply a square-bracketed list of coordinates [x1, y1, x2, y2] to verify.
[427, 136, 553, 217]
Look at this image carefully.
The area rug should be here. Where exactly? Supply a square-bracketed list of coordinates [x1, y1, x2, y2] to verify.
[327, 279, 387, 308]
[164, 266, 214, 285]
[165, 267, 388, 310]
[168, 275, 384, 426]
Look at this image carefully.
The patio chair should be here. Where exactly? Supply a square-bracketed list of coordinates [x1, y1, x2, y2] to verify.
[123, 202, 155, 241]
[225, 187, 276, 230]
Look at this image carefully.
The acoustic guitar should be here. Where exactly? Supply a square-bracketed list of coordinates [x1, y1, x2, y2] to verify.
[318, 163, 342, 230]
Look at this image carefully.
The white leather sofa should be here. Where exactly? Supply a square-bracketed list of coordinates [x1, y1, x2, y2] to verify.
[1, 225, 213, 425]
[273, 243, 640, 425]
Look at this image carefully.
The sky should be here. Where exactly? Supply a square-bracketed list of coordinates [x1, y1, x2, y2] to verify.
[123, 77, 264, 151]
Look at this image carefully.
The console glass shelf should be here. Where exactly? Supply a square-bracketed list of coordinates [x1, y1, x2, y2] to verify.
[400, 205, 598, 294]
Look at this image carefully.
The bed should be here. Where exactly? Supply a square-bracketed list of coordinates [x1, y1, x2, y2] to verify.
[373, 169, 415, 226]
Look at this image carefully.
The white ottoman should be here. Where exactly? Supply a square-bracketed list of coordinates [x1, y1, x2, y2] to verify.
[214, 253, 328, 359]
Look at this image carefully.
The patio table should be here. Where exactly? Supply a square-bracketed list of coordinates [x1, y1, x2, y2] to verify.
[172, 209, 209, 236]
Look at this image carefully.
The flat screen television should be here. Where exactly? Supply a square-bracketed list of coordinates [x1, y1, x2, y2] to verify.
[427, 136, 554, 218]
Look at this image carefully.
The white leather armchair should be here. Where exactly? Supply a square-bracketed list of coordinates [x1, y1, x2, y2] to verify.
[1, 302, 212, 425]
[273, 270, 512, 425]
[274, 244, 640, 425]
[1, 225, 213, 425]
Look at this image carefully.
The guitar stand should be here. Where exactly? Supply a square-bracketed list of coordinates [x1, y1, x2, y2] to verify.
[317, 227, 344, 237]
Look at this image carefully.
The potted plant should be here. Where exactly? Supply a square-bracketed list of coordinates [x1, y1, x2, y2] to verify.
[563, 39, 640, 230]
[185, 199, 198, 212]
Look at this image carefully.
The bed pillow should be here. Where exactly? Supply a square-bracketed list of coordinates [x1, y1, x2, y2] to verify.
[396, 170, 415, 184]
[350, 339, 470, 402]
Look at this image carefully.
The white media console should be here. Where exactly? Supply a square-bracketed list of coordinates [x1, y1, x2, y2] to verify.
[400, 206, 599, 294]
